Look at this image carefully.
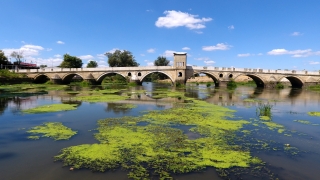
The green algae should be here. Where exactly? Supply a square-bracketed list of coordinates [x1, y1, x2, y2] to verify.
[113, 103, 137, 109]
[74, 94, 128, 103]
[27, 122, 77, 140]
[55, 99, 259, 179]
[243, 98, 261, 102]
[294, 120, 311, 124]
[308, 111, 320, 116]
[259, 116, 271, 121]
[23, 104, 78, 114]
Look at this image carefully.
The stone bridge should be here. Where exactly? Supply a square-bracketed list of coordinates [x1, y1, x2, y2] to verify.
[13, 53, 320, 88]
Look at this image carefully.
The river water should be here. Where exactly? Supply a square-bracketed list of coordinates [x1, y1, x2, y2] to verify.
[0, 83, 320, 180]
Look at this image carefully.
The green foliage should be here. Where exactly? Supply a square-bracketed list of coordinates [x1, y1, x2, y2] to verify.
[227, 79, 237, 89]
[257, 103, 273, 118]
[0, 50, 9, 65]
[105, 50, 139, 67]
[59, 54, 83, 68]
[308, 85, 320, 91]
[275, 82, 284, 89]
[154, 56, 170, 66]
[74, 94, 128, 103]
[103, 74, 127, 83]
[0, 69, 23, 78]
[10, 51, 24, 63]
[23, 104, 78, 114]
[206, 82, 211, 87]
[27, 122, 77, 140]
[86, 60, 98, 68]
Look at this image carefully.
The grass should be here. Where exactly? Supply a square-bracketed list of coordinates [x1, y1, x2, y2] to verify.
[27, 122, 77, 140]
[257, 103, 273, 118]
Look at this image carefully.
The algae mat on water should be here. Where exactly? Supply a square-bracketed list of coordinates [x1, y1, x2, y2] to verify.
[27, 122, 77, 140]
[23, 104, 78, 114]
[55, 99, 262, 179]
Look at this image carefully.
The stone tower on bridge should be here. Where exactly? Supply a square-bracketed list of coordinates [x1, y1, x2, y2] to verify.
[173, 52, 188, 84]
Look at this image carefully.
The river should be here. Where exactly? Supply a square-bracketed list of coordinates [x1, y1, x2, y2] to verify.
[0, 83, 319, 180]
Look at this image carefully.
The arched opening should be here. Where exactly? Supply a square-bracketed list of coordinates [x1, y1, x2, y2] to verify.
[97, 73, 128, 85]
[219, 74, 223, 78]
[186, 72, 219, 87]
[128, 72, 131, 76]
[279, 76, 303, 88]
[34, 74, 50, 84]
[178, 72, 182, 77]
[234, 74, 264, 88]
[141, 72, 173, 84]
[138, 72, 141, 76]
[63, 74, 84, 84]
[229, 74, 233, 78]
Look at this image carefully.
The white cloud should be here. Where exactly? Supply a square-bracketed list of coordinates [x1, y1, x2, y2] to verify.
[291, 32, 303, 36]
[147, 48, 156, 53]
[3, 44, 45, 57]
[46, 48, 52, 51]
[155, 10, 212, 30]
[107, 48, 119, 53]
[204, 60, 215, 65]
[146, 9, 153, 12]
[267, 48, 318, 57]
[147, 62, 154, 66]
[78, 55, 94, 60]
[202, 43, 231, 51]
[309, 61, 319, 65]
[21, 41, 26, 44]
[195, 31, 203, 34]
[257, 53, 263, 56]
[194, 57, 212, 61]
[228, 25, 235, 30]
[237, 53, 251, 57]
[54, 54, 62, 58]
[57, 41, 65, 44]
[97, 54, 105, 59]
[163, 50, 176, 57]
[140, 54, 145, 56]
[182, 47, 190, 50]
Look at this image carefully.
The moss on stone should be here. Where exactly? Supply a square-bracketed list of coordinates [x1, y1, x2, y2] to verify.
[27, 122, 77, 140]
[23, 104, 77, 114]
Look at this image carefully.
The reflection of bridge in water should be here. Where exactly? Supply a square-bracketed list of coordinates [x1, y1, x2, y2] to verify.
[13, 53, 320, 89]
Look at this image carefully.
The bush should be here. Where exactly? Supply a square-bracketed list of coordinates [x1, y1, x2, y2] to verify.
[206, 83, 211, 87]
[227, 79, 237, 89]
[275, 83, 284, 89]
[257, 103, 273, 117]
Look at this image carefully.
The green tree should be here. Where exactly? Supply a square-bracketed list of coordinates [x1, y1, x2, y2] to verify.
[105, 50, 139, 67]
[87, 60, 98, 68]
[0, 50, 9, 65]
[59, 54, 83, 68]
[154, 56, 170, 66]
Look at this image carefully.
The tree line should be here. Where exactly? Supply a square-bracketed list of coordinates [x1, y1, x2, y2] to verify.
[0, 49, 170, 69]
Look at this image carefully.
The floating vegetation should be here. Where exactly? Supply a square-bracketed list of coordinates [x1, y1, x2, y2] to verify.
[55, 99, 262, 179]
[259, 116, 271, 121]
[23, 104, 78, 114]
[294, 120, 311, 124]
[27, 122, 77, 140]
[308, 111, 320, 116]
[243, 98, 261, 102]
[110, 103, 137, 109]
[150, 89, 185, 99]
[74, 94, 128, 103]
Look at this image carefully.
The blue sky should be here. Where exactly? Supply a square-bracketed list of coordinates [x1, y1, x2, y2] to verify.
[1, 0, 320, 70]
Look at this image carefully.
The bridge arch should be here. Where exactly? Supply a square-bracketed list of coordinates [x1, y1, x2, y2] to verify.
[96, 72, 127, 84]
[189, 71, 220, 86]
[277, 76, 304, 88]
[61, 73, 85, 84]
[140, 71, 174, 84]
[33, 74, 51, 83]
[234, 74, 266, 88]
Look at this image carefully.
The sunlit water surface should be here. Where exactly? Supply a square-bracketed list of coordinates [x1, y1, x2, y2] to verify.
[1, 83, 320, 180]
